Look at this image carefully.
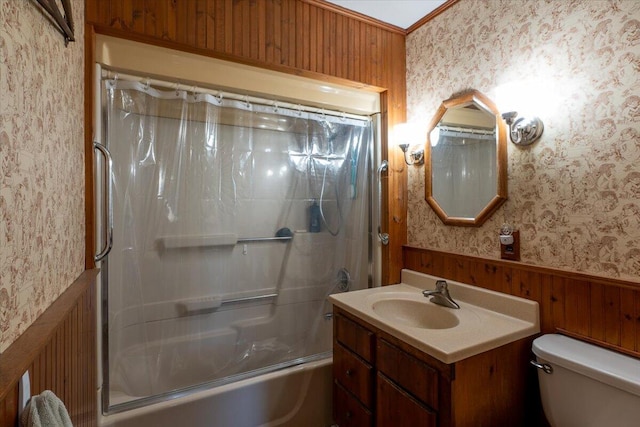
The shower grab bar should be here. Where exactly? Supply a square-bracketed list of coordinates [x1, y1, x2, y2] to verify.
[221, 293, 278, 305]
[176, 293, 278, 316]
[160, 234, 238, 249]
[237, 236, 292, 243]
[158, 234, 291, 249]
[377, 160, 389, 246]
[177, 292, 278, 314]
[94, 141, 114, 262]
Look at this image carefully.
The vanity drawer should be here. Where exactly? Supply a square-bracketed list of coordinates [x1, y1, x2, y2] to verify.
[377, 373, 437, 427]
[377, 339, 439, 410]
[335, 313, 375, 363]
[334, 343, 374, 407]
[333, 381, 373, 427]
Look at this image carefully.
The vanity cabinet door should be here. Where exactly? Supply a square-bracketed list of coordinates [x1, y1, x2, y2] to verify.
[377, 339, 439, 410]
[333, 382, 373, 427]
[377, 373, 437, 427]
[334, 343, 374, 407]
[335, 313, 375, 363]
[333, 310, 377, 426]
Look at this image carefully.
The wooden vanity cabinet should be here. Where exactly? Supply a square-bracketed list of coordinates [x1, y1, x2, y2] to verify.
[376, 338, 442, 427]
[333, 306, 532, 427]
[333, 310, 376, 427]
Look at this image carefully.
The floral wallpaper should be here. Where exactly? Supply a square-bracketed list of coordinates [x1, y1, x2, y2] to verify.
[407, 0, 640, 282]
[0, 0, 85, 353]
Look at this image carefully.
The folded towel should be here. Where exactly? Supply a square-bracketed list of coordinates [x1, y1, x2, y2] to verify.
[20, 390, 73, 427]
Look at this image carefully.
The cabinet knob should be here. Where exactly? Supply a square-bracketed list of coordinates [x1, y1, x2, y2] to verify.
[345, 369, 353, 377]
[346, 411, 352, 419]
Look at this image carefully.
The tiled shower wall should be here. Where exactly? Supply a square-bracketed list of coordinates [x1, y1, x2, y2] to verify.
[406, 0, 640, 281]
[0, 0, 86, 352]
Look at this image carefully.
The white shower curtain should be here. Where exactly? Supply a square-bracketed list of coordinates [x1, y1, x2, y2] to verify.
[100, 79, 373, 409]
[431, 133, 497, 218]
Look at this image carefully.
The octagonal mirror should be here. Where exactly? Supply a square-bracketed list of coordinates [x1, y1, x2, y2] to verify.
[425, 90, 507, 226]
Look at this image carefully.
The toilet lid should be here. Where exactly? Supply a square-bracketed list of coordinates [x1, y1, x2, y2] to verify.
[532, 334, 640, 397]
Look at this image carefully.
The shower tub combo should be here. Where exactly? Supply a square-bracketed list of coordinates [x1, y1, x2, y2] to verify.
[95, 74, 378, 426]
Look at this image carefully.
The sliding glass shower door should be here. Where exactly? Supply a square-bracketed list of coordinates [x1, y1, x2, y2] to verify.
[96, 77, 375, 412]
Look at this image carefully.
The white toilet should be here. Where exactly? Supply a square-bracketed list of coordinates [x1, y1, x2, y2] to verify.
[532, 334, 640, 427]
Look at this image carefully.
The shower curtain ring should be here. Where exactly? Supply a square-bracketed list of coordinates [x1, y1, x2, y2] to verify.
[143, 78, 150, 90]
[107, 73, 119, 91]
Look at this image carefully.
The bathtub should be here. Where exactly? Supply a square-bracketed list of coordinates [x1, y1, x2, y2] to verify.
[100, 356, 334, 427]
[101, 282, 339, 426]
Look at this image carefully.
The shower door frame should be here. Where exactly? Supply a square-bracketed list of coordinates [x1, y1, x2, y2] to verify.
[93, 64, 383, 415]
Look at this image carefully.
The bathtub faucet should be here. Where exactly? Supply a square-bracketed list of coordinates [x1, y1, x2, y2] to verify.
[422, 280, 460, 309]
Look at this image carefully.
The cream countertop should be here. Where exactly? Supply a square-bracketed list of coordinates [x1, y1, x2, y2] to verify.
[328, 269, 540, 364]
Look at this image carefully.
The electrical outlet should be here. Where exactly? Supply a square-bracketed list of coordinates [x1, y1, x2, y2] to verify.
[500, 230, 520, 261]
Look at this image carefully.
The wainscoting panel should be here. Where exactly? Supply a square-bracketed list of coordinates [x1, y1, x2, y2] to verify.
[403, 246, 640, 358]
[0, 270, 98, 427]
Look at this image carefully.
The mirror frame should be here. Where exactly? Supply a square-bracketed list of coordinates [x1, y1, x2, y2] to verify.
[424, 90, 507, 226]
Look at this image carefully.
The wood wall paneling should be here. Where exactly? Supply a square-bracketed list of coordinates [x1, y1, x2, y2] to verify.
[0, 270, 98, 427]
[403, 246, 640, 359]
[86, 0, 408, 285]
[86, 0, 406, 84]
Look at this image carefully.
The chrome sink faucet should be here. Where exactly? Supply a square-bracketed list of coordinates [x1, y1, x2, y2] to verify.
[422, 280, 460, 309]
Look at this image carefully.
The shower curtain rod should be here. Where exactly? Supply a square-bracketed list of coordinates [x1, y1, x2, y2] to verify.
[101, 69, 371, 123]
[438, 125, 495, 135]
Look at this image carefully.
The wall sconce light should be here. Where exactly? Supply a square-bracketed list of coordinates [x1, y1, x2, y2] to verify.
[501, 111, 544, 146]
[399, 143, 424, 166]
[394, 123, 424, 166]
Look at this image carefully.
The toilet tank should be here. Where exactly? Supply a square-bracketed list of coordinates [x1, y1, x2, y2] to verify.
[532, 334, 640, 427]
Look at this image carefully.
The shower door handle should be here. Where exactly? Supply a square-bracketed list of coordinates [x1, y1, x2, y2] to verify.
[377, 160, 389, 246]
[94, 141, 114, 262]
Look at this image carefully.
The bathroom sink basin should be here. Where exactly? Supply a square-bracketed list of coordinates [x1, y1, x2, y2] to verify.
[372, 299, 460, 329]
[328, 270, 540, 363]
